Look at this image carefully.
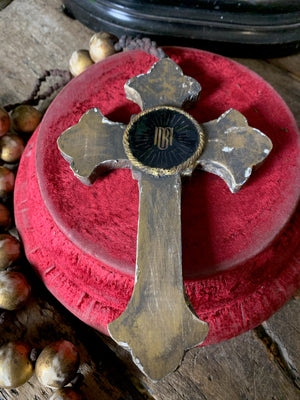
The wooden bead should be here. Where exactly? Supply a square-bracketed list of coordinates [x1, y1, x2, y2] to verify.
[0, 107, 10, 136]
[35, 340, 80, 388]
[0, 234, 21, 270]
[0, 204, 11, 231]
[0, 342, 33, 388]
[0, 166, 15, 198]
[69, 49, 93, 77]
[49, 388, 83, 400]
[89, 32, 118, 63]
[11, 105, 42, 134]
[0, 271, 31, 311]
[0, 133, 25, 163]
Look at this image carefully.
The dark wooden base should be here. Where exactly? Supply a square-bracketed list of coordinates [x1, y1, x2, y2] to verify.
[62, 0, 300, 57]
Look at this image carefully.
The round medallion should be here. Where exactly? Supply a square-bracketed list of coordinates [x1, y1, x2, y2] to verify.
[123, 106, 205, 176]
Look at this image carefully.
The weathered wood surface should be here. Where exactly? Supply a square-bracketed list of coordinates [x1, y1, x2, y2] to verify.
[0, 0, 299, 399]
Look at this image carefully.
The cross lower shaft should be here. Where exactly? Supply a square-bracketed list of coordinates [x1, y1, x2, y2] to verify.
[108, 173, 209, 380]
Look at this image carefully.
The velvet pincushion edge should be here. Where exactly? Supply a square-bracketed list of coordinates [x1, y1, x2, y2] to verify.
[14, 48, 300, 346]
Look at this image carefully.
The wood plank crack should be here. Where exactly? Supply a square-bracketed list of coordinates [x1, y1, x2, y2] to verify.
[254, 323, 300, 390]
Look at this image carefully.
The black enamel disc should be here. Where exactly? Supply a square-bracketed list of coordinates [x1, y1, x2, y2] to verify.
[124, 106, 204, 175]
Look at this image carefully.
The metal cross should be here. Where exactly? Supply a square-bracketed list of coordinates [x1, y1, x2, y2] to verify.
[57, 57, 272, 381]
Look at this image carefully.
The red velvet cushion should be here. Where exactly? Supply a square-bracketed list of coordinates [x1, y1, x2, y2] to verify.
[14, 47, 300, 345]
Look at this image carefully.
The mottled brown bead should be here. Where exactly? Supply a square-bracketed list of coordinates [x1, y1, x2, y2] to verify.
[0, 271, 31, 310]
[11, 105, 42, 134]
[89, 32, 118, 63]
[69, 49, 94, 77]
[0, 204, 11, 231]
[35, 340, 80, 388]
[49, 387, 83, 400]
[0, 342, 33, 388]
[0, 166, 15, 197]
[0, 133, 25, 163]
[0, 107, 10, 136]
[0, 234, 21, 270]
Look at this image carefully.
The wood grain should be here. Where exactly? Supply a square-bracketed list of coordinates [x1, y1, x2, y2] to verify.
[0, 0, 299, 399]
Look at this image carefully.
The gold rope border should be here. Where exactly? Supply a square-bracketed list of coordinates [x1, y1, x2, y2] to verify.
[123, 106, 205, 177]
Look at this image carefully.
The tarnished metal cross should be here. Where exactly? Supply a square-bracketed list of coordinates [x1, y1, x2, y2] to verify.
[57, 57, 272, 380]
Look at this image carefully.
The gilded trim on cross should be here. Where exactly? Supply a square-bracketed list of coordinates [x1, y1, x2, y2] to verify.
[57, 56, 272, 381]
